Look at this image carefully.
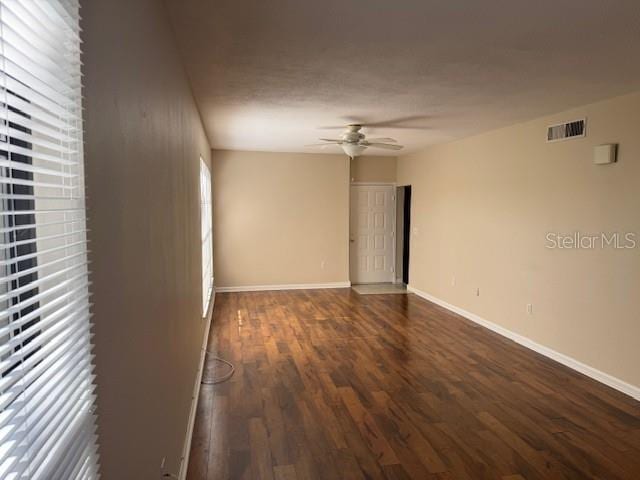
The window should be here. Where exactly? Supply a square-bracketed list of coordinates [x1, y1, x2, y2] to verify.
[0, 1, 99, 478]
[200, 157, 213, 316]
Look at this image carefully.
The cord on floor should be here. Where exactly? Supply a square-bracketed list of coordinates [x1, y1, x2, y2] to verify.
[201, 351, 235, 385]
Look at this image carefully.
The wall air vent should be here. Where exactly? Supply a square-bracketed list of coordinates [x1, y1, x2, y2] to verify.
[546, 118, 586, 143]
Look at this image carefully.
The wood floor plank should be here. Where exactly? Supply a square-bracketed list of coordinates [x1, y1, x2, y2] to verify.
[186, 385, 215, 479]
[187, 289, 640, 480]
[273, 464, 297, 480]
[371, 390, 447, 474]
[206, 394, 230, 480]
[248, 418, 275, 480]
[339, 386, 399, 466]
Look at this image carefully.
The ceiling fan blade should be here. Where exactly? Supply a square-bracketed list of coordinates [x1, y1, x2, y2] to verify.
[365, 137, 397, 143]
[319, 115, 433, 130]
[317, 117, 366, 129]
[305, 142, 342, 147]
[363, 115, 433, 129]
[365, 143, 404, 150]
[318, 138, 342, 142]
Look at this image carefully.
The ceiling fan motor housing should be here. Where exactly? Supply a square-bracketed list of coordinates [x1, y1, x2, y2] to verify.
[341, 125, 365, 143]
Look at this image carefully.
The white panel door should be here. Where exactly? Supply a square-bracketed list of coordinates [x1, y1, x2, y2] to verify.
[350, 185, 395, 284]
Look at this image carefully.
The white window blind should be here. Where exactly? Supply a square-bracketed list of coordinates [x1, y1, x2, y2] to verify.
[0, 1, 99, 479]
[200, 157, 212, 317]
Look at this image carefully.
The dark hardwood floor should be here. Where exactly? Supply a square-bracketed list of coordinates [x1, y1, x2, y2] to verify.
[187, 289, 640, 480]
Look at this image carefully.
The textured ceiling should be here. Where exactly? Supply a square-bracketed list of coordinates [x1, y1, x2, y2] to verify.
[166, 0, 640, 156]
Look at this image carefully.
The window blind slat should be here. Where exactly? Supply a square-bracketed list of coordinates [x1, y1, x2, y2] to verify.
[0, 318, 91, 408]
[1, 21, 79, 78]
[0, 343, 91, 436]
[0, 207, 84, 216]
[0, 239, 87, 268]
[0, 176, 79, 190]
[5, 110, 78, 145]
[0, 194, 84, 203]
[48, 420, 98, 480]
[22, 377, 92, 459]
[12, 389, 92, 478]
[0, 311, 91, 389]
[2, 38, 77, 91]
[3, 126, 79, 154]
[2, 142, 80, 166]
[4, 89, 81, 130]
[0, 13, 80, 74]
[0, 71, 76, 119]
[55, 436, 97, 480]
[0, 292, 87, 360]
[2, 55, 78, 107]
[0, 287, 89, 337]
[0, 0, 98, 476]
[0, 228, 87, 251]
[29, 1, 82, 40]
[0, 361, 91, 465]
[0, 250, 87, 286]
[2, 1, 79, 58]
[0, 331, 90, 413]
[0, 292, 89, 359]
[0, 159, 78, 179]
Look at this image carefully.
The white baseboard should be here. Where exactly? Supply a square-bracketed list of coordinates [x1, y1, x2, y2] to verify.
[178, 290, 215, 480]
[407, 285, 640, 401]
[216, 281, 351, 293]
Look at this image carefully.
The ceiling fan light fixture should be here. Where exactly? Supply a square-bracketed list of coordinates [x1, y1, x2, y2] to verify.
[341, 143, 367, 158]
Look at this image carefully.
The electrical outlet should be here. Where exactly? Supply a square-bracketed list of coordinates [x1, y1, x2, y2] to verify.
[476, 287, 480, 297]
[527, 303, 533, 315]
[451, 276, 456, 287]
[320, 260, 326, 270]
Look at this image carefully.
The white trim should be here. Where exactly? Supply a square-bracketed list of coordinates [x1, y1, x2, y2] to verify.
[407, 285, 640, 401]
[216, 282, 351, 293]
[178, 289, 215, 480]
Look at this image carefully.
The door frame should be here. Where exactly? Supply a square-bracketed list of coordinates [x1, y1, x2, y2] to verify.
[349, 182, 397, 285]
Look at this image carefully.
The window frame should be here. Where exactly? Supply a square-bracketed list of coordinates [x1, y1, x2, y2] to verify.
[200, 156, 213, 317]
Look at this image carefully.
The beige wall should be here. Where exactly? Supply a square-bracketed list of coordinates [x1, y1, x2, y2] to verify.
[82, 0, 211, 477]
[213, 150, 350, 287]
[350, 155, 397, 183]
[398, 92, 640, 388]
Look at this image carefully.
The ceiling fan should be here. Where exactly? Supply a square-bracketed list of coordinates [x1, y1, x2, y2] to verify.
[306, 124, 403, 158]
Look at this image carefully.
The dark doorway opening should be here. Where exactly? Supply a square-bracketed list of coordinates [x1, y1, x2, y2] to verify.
[395, 185, 411, 285]
[402, 186, 411, 285]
